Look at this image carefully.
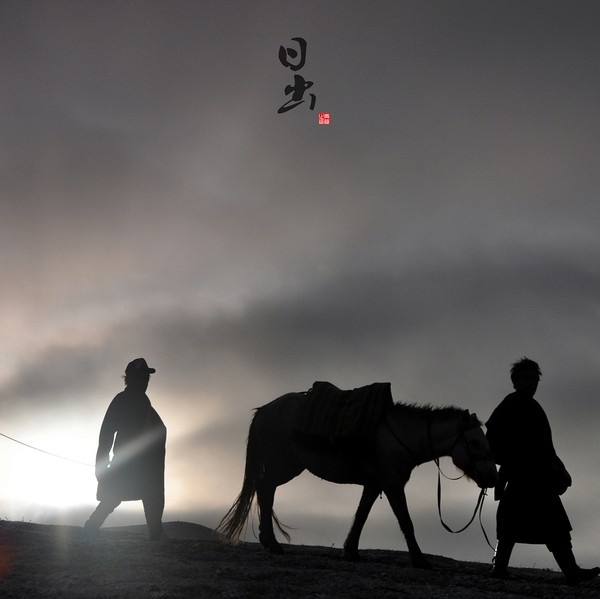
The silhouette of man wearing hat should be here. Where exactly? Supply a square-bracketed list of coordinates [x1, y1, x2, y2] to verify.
[84, 358, 167, 540]
[486, 357, 599, 585]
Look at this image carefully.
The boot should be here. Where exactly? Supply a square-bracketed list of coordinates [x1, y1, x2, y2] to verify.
[148, 522, 166, 541]
[551, 544, 600, 586]
[82, 519, 100, 540]
[82, 499, 120, 540]
[491, 540, 514, 578]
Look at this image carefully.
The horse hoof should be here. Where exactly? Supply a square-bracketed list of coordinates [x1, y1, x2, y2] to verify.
[343, 549, 361, 562]
[412, 556, 433, 569]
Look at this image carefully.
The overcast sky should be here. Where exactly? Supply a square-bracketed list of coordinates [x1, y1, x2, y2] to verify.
[2, 0, 600, 569]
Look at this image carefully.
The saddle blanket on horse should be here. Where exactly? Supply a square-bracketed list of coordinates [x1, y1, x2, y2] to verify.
[295, 381, 393, 445]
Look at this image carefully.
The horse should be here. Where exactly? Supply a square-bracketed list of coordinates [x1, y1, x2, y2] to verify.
[216, 389, 498, 568]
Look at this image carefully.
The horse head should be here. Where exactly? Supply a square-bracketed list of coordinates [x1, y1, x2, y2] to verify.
[450, 412, 498, 489]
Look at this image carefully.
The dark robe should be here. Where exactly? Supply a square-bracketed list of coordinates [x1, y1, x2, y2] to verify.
[95, 387, 166, 502]
[486, 391, 571, 545]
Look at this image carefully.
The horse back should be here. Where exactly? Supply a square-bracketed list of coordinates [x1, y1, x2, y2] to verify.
[252, 392, 307, 442]
[253, 389, 387, 486]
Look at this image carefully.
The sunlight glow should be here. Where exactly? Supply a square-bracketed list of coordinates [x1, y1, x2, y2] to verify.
[0, 430, 96, 512]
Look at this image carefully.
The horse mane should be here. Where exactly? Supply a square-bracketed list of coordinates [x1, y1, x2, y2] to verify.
[391, 401, 479, 423]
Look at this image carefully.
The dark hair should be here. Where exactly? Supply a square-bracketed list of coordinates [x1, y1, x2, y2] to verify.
[123, 372, 151, 387]
[510, 357, 542, 385]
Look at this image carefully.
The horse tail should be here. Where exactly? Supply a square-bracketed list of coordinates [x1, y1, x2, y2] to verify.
[216, 410, 264, 544]
[216, 407, 292, 545]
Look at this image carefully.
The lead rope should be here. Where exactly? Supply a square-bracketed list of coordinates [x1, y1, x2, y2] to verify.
[478, 489, 495, 551]
[436, 460, 482, 533]
[386, 416, 495, 550]
[0, 430, 94, 467]
[435, 460, 495, 550]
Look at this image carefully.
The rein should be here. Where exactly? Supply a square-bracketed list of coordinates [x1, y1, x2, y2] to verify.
[386, 414, 495, 550]
[432, 427, 496, 551]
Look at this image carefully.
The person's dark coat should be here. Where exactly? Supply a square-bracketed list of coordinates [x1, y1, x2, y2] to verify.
[95, 386, 167, 502]
[486, 391, 572, 545]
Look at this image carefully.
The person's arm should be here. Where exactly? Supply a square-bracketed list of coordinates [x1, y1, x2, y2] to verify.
[95, 397, 119, 479]
[486, 408, 511, 466]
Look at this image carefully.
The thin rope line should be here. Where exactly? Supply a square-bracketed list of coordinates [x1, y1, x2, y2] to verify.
[0, 431, 94, 467]
[478, 488, 496, 551]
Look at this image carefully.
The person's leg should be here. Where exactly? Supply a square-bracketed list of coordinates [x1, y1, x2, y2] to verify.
[548, 542, 600, 585]
[84, 499, 121, 535]
[142, 493, 165, 540]
[492, 539, 515, 577]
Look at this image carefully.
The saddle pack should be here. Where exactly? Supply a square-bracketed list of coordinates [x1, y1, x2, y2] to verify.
[294, 381, 393, 447]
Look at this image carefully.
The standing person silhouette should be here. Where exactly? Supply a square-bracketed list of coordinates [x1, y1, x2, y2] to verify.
[486, 357, 599, 585]
[84, 358, 167, 540]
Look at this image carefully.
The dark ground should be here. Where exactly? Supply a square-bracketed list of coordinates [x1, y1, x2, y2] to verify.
[0, 520, 598, 598]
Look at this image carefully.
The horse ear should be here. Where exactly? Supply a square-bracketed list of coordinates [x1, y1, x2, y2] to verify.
[461, 411, 479, 427]
[469, 412, 481, 426]
[457, 410, 470, 431]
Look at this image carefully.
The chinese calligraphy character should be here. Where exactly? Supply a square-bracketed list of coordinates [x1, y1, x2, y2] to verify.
[278, 75, 316, 114]
[278, 36, 316, 114]
[278, 37, 307, 72]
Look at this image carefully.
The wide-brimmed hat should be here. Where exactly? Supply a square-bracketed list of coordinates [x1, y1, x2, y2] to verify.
[125, 358, 156, 375]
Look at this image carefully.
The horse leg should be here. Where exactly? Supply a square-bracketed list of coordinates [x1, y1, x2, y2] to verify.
[256, 479, 284, 554]
[384, 485, 431, 569]
[343, 485, 380, 561]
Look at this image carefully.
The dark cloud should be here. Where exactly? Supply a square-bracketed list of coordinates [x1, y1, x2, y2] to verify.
[4, 246, 599, 415]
